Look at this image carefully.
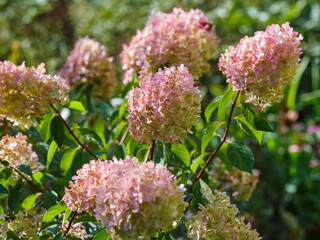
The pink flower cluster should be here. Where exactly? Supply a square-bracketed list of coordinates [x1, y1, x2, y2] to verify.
[126, 65, 201, 144]
[63, 159, 111, 213]
[0, 133, 42, 175]
[59, 37, 114, 98]
[121, 8, 218, 84]
[0, 61, 69, 127]
[219, 22, 303, 111]
[94, 156, 187, 239]
[63, 156, 187, 239]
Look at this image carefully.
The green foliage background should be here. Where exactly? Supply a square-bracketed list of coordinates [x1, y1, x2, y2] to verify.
[0, 0, 320, 239]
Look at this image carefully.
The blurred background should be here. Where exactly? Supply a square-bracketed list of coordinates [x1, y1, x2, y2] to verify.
[0, 0, 319, 239]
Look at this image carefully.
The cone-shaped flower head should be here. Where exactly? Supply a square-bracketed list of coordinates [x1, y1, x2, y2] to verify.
[186, 188, 261, 240]
[0, 133, 42, 178]
[219, 22, 303, 111]
[59, 37, 114, 98]
[94, 156, 188, 239]
[63, 159, 111, 214]
[121, 8, 218, 84]
[126, 65, 202, 144]
[0, 61, 69, 127]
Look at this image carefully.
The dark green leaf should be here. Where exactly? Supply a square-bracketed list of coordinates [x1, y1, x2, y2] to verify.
[171, 143, 190, 167]
[53, 233, 63, 240]
[227, 141, 254, 173]
[50, 116, 65, 148]
[7, 230, 20, 240]
[60, 148, 77, 176]
[205, 95, 222, 122]
[8, 182, 24, 212]
[40, 113, 53, 143]
[71, 150, 91, 175]
[42, 203, 67, 223]
[41, 190, 58, 209]
[80, 128, 104, 148]
[216, 143, 233, 171]
[17, 164, 32, 176]
[73, 213, 97, 223]
[0, 184, 8, 195]
[253, 116, 274, 132]
[93, 228, 111, 240]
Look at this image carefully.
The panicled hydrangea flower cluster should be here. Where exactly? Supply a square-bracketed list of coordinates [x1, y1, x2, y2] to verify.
[59, 37, 115, 98]
[209, 159, 260, 201]
[0, 61, 69, 127]
[186, 188, 261, 240]
[0, 133, 42, 176]
[126, 65, 201, 144]
[63, 156, 187, 239]
[94, 156, 187, 239]
[0, 209, 43, 239]
[121, 8, 218, 84]
[63, 159, 112, 213]
[219, 22, 303, 111]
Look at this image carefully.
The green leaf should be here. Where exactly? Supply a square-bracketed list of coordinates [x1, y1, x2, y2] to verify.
[216, 143, 233, 171]
[17, 164, 32, 176]
[241, 103, 274, 132]
[201, 122, 223, 158]
[60, 148, 77, 176]
[236, 116, 263, 145]
[73, 213, 97, 223]
[71, 150, 91, 175]
[62, 208, 72, 225]
[119, 98, 128, 121]
[22, 194, 39, 209]
[287, 56, 310, 110]
[42, 203, 67, 223]
[0, 168, 12, 179]
[218, 86, 235, 121]
[93, 228, 111, 240]
[205, 96, 222, 122]
[8, 182, 24, 212]
[50, 116, 65, 148]
[126, 137, 139, 156]
[32, 172, 43, 186]
[40, 113, 53, 142]
[53, 233, 63, 240]
[191, 156, 201, 173]
[69, 100, 86, 112]
[41, 190, 58, 209]
[253, 116, 274, 132]
[47, 140, 58, 169]
[80, 128, 104, 148]
[7, 230, 20, 240]
[227, 141, 254, 173]
[0, 184, 8, 195]
[171, 144, 190, 167]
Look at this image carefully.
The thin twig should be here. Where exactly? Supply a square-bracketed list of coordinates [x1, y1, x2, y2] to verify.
[118, 127, 129, 145]
[63, 211, 76, 238]
[149, 140, 156, 161]
[144, 140, 156, 162]
[189, 91, 241, 192]
[50, 104, 98, 160]
[9, 166, 43, 192]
